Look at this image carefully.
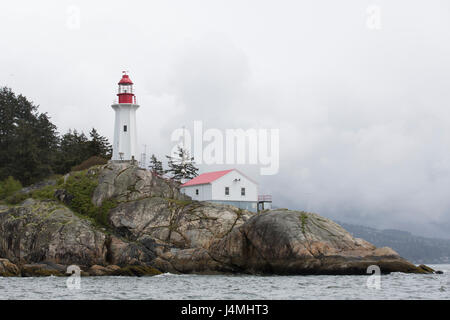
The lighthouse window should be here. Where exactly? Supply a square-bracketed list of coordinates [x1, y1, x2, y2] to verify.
[123, 125, 127, 132]
[241, 188, 246, 196]
[225, 187, 229, 195]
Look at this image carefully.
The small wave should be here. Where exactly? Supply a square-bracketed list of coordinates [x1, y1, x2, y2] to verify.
[154, 272, 179, 278]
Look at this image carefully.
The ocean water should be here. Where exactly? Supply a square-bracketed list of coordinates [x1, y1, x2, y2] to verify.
[0, 264, 449, 300]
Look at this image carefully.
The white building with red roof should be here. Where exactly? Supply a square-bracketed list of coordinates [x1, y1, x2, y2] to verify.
[180, 169, 261, 212]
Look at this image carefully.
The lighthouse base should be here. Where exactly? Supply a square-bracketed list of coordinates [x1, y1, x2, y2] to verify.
[108, 158, 138, 165]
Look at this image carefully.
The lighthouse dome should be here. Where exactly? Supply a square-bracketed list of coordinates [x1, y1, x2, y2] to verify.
[118, 74, 133, 85]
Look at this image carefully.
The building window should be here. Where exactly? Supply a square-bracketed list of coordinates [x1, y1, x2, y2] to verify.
[195, 189, 199, 195]
[241, 188, 245, 196]
[123, 125, 127, 132]
[225, 187, 229, 195]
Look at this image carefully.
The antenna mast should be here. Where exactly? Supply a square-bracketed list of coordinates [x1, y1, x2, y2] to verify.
[140, 144, 147, 169]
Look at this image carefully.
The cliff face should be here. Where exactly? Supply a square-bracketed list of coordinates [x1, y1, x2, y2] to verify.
[209, 211, 422, 274]
[0, 199, 107, 266]
[0, 163, 434, 276]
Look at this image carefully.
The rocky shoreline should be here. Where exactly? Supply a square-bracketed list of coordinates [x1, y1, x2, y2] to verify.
[0, 162, 437, 277]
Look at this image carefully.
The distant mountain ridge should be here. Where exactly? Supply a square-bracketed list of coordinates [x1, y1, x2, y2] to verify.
[338, 221, 450, 264]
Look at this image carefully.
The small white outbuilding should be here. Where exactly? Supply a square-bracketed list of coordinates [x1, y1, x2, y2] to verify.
[180, 169, 259, 212]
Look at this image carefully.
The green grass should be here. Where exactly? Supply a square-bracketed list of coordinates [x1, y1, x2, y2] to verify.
[300, 212, 308, 234]
[166, 198, 193, 207]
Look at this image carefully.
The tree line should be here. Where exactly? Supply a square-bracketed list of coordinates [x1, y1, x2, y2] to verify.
[0, 87, 112, 186]
[0, 86, 198, 190]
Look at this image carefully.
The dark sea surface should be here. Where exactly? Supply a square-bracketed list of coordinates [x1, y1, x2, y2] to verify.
[0, 264, 449, 300]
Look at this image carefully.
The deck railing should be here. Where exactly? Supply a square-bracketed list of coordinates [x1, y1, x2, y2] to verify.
[258, 195, 272, 202]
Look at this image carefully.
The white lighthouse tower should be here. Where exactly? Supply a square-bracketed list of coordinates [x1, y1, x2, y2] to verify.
[111, 72, 139, 161]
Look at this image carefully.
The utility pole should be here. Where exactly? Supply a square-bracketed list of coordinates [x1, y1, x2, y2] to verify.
[140, 144, 147, 169]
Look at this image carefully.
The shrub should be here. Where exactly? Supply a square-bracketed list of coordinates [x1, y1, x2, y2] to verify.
[71, 156, 108, 172]
[0, 176, 22, 200]
[5, 192, 28, 205]
[31, 185, 57, 200]
[63, 170, 117, 228]
[56, 176, 65, 186]
[64, 171, 98, 217]
[98, 199, 118, 226]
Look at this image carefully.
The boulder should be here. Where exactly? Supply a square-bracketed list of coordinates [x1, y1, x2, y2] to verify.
[0, 258, 20, 276]
[87, 264, 108, 276]
[105, 235, 155, 266]
[417, 264, 435, 273]
[88, 264, 121, 276]
[0, 200, 108, 266]
[110, 265, 162, 277]
[54, 189, 74, 205]
[88, 264, 159, 276]
[92, 162, 187, 207]
[20, 262, 67, 277]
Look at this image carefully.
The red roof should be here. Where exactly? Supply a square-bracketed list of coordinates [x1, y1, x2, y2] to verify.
[181, 169, 234, 187]
[118, 74, 133, 85]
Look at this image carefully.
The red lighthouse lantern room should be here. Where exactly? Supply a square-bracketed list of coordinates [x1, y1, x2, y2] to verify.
[117, 71, 136, 104]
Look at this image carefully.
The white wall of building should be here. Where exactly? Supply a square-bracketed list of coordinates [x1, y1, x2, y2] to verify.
[211, 170, 258, 202]
[111, 103, 139, 161]
[181, 184, 212, 201]
[180, 169, 258, 209]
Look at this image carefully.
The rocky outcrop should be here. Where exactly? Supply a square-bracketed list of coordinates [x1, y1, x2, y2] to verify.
[107, 189, 429, 274]
[19, 180, 56, 195]
[0, 199, 107, 266]
[0, 258, 20, 276]
[105, 235, 155, 266]
[108, 197, 252, 274]
[0, 162, 435, 276]
[108, 197, 251, 249]
[88, 264, 121, 276]
[92, 162, 187, 207]
[0, 199, 161, 276]
[21, 262, 67, 277]
[208, 210, 426, 275]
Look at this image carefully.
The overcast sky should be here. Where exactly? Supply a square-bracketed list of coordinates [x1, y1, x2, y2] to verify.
[1, 0, 450, 238]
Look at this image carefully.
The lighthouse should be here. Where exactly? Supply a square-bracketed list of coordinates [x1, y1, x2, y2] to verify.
[111, 72, 139, 161]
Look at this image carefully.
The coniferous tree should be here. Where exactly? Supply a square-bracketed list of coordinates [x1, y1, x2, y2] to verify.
[149, 154, 164, 176]
[165, 146, 198, 182]
[53, 129, 89, 174]
[0, 87, 113, 184]
[0, 87, 58, 185]
[53, 128, 111, 174]
[87, 128, 112, 159]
